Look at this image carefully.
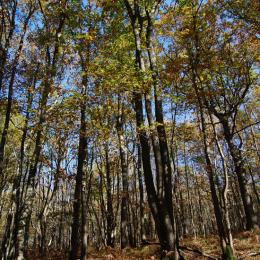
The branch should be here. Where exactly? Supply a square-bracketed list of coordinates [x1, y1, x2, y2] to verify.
[178, 246, 219, 260]
[234, 120, 260, 135]
[238, 252, 260, 259]
[38, 0, 48, 26]
[123, 0, 135, 22]
[154, 0, 163, 12]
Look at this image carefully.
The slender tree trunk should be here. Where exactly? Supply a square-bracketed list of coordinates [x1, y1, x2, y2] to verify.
[194, 172, 206, 237]
[199, 109, 229, 255]
[246, 160, 260, 206]
[105, 146, 115, 247]
[190, 20, 235, 256]
[0, 7, 33, 177]
[221, 118, 258, 230]
[144, 94, 164, 198]
[137, 143, 146, 243]
[192, 66, 229, 256]
[11, 69, 38, 259]
[0, 0, 17, 92]
[69, 81, 88, 260]
[117, 100, 130, 248]
[0, 8, 35, 258]
[0, 211, 13, 258]
[210, 114, 235, 256]
[245, 108, 260, 159]
[145, 12, 175, 228]
[19, 12, 65, 254]
[81, 183, 88, 260]
[183, 144, 196, 237]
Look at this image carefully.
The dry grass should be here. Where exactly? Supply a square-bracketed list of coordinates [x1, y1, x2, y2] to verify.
[233, 230, 260, 259]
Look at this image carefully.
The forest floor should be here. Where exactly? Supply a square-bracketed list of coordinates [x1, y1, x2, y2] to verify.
[28, 229, 260, 259]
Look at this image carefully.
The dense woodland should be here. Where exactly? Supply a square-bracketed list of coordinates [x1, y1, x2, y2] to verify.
[0, 0, 259, 259]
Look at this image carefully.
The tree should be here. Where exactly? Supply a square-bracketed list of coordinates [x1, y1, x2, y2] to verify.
[0, 1, 259, 259]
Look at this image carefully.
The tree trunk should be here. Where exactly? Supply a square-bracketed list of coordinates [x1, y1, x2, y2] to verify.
[221, 118, 258, 230]
[137, 143, 146, 243]
[199, 108, 229, 255]
[0, 7, 33, 177]
[145, 11, 175, 227]
[209, 114, 235, 256]
[124, 2, 179, 257]
[117, 100, 130, 249]
[11, 66, 38, 259]
[0, 0, 17, 92]
[105, 146, 115, 247]
[81, 183, 88, 260]
[69, 82, 88, 260]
